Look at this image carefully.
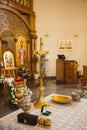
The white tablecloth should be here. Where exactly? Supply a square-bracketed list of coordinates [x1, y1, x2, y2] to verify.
[0, 94, 87, 130]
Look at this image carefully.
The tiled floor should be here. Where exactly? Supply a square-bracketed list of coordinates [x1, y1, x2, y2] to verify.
[0, 79, 86, 118]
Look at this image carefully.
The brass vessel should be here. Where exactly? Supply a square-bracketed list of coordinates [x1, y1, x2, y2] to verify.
[21, 88, 31, 112]
[14, 80, 24, 103]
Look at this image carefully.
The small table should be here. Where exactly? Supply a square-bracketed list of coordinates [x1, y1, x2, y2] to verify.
[0, 94, 87, 130]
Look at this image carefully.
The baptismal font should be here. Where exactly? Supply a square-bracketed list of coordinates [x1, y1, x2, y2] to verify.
[33, 38, 49, 108]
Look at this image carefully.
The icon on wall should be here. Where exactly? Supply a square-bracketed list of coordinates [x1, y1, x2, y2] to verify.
[16, 36, 27, 66]
[59, 40, 73, 50]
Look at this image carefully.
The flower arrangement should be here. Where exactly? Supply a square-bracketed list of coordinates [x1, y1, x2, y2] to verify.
[4, 76, 33, 109]
[0, 74, 4, 88]
[23, 86, 33, 101]
[3, 76, 18, 109]
[8, 84, 33, 109]
[18, 67, 34, 80]
[23, 78, 33, 101]
[8, 85, 18, 109]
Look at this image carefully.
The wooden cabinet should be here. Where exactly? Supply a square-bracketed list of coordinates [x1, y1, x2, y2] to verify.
[56, 60, 78, 84]
[65, 60, 78, 84]
[56, 59, 64, 83]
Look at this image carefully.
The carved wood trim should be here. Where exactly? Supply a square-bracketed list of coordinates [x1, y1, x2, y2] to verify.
[0, 0, 34, 15]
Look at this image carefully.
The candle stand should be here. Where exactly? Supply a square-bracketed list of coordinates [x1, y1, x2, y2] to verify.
[33, 38, 49, 108]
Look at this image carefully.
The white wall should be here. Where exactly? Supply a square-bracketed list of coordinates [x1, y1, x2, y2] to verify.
[33, 0, 87, 76]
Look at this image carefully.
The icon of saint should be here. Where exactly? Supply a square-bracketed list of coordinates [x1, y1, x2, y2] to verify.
[18, 40, 26, 65]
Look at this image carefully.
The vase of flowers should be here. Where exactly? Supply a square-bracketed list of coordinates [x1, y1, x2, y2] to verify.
[8, 85, 18, 109]
[3, 74, 18, 109]
[18, 67, 34, 84]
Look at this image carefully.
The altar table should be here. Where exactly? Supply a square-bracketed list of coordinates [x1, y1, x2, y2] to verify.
[0, 94, 87, 130]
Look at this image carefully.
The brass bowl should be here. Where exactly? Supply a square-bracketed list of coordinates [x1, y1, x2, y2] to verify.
[51, 95, 72, 104]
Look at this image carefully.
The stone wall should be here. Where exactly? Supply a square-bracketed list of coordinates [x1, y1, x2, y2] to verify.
[0, 8, 30, 40]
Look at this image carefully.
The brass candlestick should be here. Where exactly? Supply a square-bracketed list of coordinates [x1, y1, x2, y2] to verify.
[33, 38, 49, 108]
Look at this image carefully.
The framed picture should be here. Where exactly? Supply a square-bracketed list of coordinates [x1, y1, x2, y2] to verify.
[16, 36, 27, 66]
[59, 40, 73, 50]
[3, 50, 14, 69]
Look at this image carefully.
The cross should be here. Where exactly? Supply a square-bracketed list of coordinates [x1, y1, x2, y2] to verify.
[33, 38, 49, 108]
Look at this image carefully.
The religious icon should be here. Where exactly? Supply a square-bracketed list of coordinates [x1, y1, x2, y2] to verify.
[18, 40, 26, 65]
[59, 40, 73, 50]
[16, 36, 27, 66]
[3, 51, 14, 68]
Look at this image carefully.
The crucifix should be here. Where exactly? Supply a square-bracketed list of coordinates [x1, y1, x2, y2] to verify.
[33, 38, 49, 108]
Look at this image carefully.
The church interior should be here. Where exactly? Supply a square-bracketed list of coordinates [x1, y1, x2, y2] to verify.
[0, 0, 87, 129]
